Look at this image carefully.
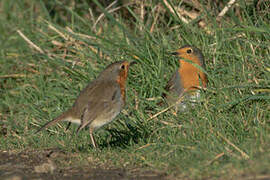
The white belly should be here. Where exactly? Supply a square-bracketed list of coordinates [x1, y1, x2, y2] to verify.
[90, 110, 120, 131]
[63, 117, 81, 125]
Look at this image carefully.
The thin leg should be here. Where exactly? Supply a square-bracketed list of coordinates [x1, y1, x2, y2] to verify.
[89, 129, 97, 148]
[65, 122, 71, 131]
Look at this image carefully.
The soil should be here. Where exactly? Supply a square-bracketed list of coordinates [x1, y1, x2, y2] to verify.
[0, 149, 167, 180]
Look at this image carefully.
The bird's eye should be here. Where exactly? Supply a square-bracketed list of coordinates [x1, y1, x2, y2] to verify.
[121, 64, 125, 70]
[186, 49, 192, 54]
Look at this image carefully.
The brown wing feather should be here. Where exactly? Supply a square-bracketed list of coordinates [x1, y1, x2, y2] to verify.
[76, 82, 122, 134]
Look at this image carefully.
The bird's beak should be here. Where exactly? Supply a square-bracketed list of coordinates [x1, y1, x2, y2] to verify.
[171, 52, 179, 56]
[129, 61, 137, 66]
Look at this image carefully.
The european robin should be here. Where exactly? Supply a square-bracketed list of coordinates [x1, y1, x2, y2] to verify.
[163, 45, 208, 111]
[36, 60, 136, 148]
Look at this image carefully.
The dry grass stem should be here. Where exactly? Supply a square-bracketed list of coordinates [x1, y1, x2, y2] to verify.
[48, 24, 68, 41]
[51, 40, 64, 47]
[145, 97, 160, 101]
[92, 1, 135, 31]
[217, 132, 249, 159]
[163, 0, 189, 24]
[150, 5, 161, 33]
[66, 27, 96, 40]
[140, 1, 145, 31]
[206, 152, 225, 165]
[0, 74, 27, 78]
[92, 6, 122, 31]
[133, 90, 139, 110]
[17, 30, 45, 54]
[245, 175, 270, 180]
[159, 120, 182, 129]
[163, 1, 212, 34]
[88, 7, 95, 24]
[224, 146, 242, 159]
[147, 94, 185, 121]
[92, 0, 118, 31]
[135, 143, 153, 151]
[177, 7, 199, 20]
[216, 0, 237, 22]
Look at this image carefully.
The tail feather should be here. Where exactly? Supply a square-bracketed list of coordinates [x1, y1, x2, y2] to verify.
[35, 111, 71, 134]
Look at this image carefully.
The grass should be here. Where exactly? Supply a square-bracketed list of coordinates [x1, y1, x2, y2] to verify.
[1, 0, 270, 179]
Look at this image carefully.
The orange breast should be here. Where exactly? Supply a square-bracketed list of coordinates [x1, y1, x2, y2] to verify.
[117, 70, 128, 101]
[178, 59, 207, 92]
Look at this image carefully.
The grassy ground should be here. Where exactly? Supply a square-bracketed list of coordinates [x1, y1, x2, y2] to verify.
[1, 0, 270, 179]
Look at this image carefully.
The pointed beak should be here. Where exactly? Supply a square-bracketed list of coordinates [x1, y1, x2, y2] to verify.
[171, 52, 179, 56]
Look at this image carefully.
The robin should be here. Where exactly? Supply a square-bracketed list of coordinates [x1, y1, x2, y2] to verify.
[163, 45, 208, 111]
[36, 60, 136, 148]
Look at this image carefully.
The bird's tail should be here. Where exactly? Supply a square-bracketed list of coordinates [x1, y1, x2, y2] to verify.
[35, 111, 71, 134]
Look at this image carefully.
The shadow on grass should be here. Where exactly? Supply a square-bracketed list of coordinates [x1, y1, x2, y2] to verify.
[75, 123, 149, 151]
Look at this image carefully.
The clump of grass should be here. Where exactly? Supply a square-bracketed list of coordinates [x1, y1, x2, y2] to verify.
[1, 0, 270, 179]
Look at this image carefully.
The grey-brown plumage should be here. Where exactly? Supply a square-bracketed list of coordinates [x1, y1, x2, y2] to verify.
[36, 60, 136, 148]
[164, 45, 208, 110]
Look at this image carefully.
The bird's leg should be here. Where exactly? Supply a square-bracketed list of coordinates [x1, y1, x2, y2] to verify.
[89, 128, 97, 148]
[65, 122, 71, 131]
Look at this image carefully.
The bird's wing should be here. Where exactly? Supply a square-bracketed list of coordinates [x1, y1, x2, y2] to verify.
[76, 82, 122, 133]
[164, 71, 182, 94]
[165, 73, 176, 92]
[163, 71, 185, 104]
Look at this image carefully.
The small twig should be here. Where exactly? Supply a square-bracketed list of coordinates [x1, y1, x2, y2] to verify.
[133, 90, 139, 110]
[146, 105, 170, 121]
[106, 0, 118, 10]
[88, 7, 96, 24]
[250, 43, 255, 56]
[48, 24, 68, 41]
[0, 74, 27, 78]
[17, 30, 45, 54]
[206, 152, 225, 166]
[163, 0, 212, 34]
[177, 7, 199, 19]
[163, 0, 189, 24]
[217, 131, 249, 159]
[66, 27, 96, 40]
[92, 6, 122, 31]
[146, 94, 185, 121]
[140, 156, 154, 167]
[139, 1, 145, 31]
[224, 146, 242, 159]
[159, 120, 182, 129]
[150, 5, 161, 33]
[92, 0, 132, 31]
[51, 40, 64, 47]
[176, 7, 212, 34]
[145, 97, 160, 101]
[135, 143, 153, 151]
[245, 175, 270, 180]
[216, 0, 237, 22]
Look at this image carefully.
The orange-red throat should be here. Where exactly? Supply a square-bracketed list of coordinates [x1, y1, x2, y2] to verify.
[116, 61, 136, 101]
[176, 47, 207, 91]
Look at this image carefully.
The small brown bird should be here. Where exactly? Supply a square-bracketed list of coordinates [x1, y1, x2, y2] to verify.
[36, 60, 136, 148]
[164, 45, 208, 111]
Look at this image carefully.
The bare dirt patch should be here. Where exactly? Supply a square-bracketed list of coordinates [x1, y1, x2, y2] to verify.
[0, 149, 167, 180]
